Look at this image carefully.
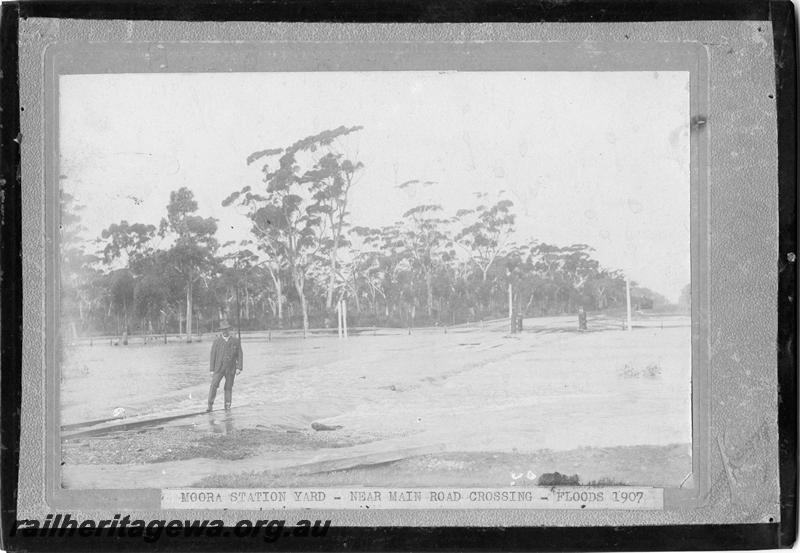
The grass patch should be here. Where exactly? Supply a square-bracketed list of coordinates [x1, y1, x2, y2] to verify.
[619, 362, 662, 378]
[151, 430, 263, 462]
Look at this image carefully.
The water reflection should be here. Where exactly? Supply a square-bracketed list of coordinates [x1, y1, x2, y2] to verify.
[208, 412, 235, 435]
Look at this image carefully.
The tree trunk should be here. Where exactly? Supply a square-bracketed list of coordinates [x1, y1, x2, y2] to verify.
[342, 300, 348, 338]
[122, 299, 128, 341]
[524, 293, 535, 317]
[276, 278, 283, 324]
[326, 248, 337, 310]
[293, 271, 309, 338]
[426, 271, 433, 317]
[185, 280, 193, 343]
[268, 268, 283, 326]
[508, 281, 515, 333]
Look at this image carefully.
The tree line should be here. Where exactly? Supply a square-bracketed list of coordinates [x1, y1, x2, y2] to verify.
[60, 126, 674, 341]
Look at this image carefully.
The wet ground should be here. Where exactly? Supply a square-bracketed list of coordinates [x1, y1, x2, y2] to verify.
[61, 312, 693, 488]
[62, 417, 370, 465]
[195, 444, 692, 489]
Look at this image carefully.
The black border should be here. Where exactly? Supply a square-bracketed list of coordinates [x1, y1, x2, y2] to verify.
[1, 0, 796, 551]
[11, 0, 775, 22]
[772, 0, 799, 548]
[0, 523, 786, 551]
[1, 2, 23, 553]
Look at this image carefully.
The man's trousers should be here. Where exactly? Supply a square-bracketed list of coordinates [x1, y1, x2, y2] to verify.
[208, 370, 236, 409]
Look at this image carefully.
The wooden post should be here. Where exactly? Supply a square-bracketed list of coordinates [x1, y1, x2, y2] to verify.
[337, 300, 343, 339]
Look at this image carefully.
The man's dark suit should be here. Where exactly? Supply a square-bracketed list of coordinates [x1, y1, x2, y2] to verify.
[207, 334, 243, 410]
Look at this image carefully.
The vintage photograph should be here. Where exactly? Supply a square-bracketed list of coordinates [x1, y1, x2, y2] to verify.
[57, 70, 692, 494]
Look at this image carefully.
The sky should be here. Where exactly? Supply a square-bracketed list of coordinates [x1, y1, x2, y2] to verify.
[60, 71, 690, 301]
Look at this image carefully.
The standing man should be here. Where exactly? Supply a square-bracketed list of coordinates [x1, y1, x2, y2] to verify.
[207, 320, 243, 412]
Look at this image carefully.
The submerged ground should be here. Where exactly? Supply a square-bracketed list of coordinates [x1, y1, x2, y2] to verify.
[60, 311, 692, 489]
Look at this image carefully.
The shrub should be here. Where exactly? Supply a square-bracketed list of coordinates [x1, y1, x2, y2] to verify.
[538, 472, 580, 486]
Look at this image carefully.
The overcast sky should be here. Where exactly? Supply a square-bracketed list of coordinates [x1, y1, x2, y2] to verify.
[60, 71, 689, 301]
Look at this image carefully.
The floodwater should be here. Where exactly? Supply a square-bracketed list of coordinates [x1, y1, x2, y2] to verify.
[61, 314, 693, 454]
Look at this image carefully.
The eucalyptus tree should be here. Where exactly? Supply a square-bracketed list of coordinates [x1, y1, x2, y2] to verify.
[59, 190, 100, 338]
[454, 198, 516, 282]
[348, 226, 390, 318]
[351, 223, 413, 322]
[558, 244, 601, 312]
[159, 187, 219, 342]
[225, 126, 362, 336]
[98, 220, 157, 270]
[130, 248, 189, 335]
[95, 220, 158, 335]
[106, 268, 135, 337]
[299, 132, 364, 310]
[400, 204, 453, 320]
[248, 231, 287, 326]
[586, 269, 626, 311]
[133, 271, 167, 333]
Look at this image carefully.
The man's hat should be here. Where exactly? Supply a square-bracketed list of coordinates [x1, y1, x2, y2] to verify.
[219, 320, 231, 330]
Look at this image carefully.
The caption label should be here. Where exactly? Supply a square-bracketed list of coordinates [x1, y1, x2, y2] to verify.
[162, 487, 663, 510]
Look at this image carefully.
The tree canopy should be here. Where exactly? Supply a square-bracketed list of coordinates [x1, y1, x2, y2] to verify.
[60, 125, 678, 339]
